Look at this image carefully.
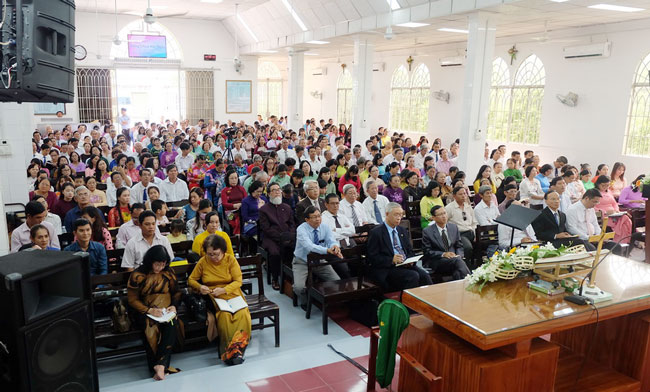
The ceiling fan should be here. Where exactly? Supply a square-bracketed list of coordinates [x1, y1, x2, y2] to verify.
[530, 21, 579, 45]
[99, 0, 143, 46]
[122, 0, 188, 24]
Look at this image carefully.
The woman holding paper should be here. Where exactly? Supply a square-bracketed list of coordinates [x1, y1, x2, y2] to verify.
[188, 234, 251, 365]
[127, 245, 183, 381]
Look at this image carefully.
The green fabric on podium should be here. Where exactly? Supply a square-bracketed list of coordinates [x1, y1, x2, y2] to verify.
[375, 299, 410, 388]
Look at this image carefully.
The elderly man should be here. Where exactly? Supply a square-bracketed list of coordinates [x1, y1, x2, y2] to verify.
[11, 201, 60, 252]
[362, 180, 389, 225]
[413, 144, 430, 169]
[295, 180, 326, 222]
[277, 138, 298, 164]
[63, 186, 104, 233]
[121, 211, 174, 271]
[422, 205, 470, 280]
[259, 182, 296, 290]
[339, 184, 369, 227]
[367, 202, 432, 291]
[474, 185, 500, 226]
[293, 206, 342, 308]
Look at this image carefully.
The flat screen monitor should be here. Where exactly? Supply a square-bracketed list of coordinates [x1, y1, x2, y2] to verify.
[127, 34, 167, 58]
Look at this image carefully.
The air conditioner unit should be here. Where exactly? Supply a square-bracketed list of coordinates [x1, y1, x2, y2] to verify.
[372, 62, 385, 72]
[563, 42, 611, 59]
[439, 55, 465, 67]
[311, 67, 327, 76]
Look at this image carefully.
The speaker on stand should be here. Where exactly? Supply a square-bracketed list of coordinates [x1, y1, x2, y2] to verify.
[0, 250, 98, 392]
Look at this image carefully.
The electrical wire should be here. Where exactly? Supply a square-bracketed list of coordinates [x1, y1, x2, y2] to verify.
[0, 63, 15, 88]
[571, 301, 600, 391]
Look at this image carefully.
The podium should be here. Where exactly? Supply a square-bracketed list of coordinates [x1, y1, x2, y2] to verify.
[399, 255, 650, 392]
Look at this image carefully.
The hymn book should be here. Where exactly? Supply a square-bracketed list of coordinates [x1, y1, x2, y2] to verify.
[215, 296, 249, 314]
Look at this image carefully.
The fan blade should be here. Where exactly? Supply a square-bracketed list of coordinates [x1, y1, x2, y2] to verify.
[120, 11, 143, 16]
[158, 11, 189, 19]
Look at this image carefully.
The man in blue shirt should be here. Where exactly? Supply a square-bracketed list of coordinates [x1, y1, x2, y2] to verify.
[64, 218, 108, 276]
[293, 205, 342, 308]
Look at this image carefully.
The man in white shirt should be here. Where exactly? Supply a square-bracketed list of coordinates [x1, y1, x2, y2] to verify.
[174, 142, 195, 173]
[474, 185, 500, 226]
[306, 146, 323, 173]
[566, 189, 603, 241]
[546, 177, 572, 213]
[362, 180, 389, 225]
[118, 108, 131, 131]
[362, 140, 375, 161]
[445, 186, 477, 262]
[339, 184, 369, 227]
[413, 144, 430, 169]
[322, 193, 356, 248]
[106, 170, 133, 207]
[121, 211, 174, 271]
[32, 195, 63, 235]
[115, 204, 145, 248]
[160, 164, 189, 203]
[130, 169, 155, 205]
[277, 138, 298, 164]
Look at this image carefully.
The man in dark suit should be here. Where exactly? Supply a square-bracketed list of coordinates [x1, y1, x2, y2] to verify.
[367, 202, 432, 291]
[259, 183, 296, 290]
[531, 191, 578, 248]
[295, 179, 326, 222]
[421, 205, 470, 280]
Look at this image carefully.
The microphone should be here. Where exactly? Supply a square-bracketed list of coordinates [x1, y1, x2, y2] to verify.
[564, 233, 634, 305]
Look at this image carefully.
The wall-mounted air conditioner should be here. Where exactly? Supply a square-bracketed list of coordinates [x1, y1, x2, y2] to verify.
[311, 67, 327, 76]
[372, 62, 385, 72]
[563, 42, 611, 59]
[439, 56, 465, 67]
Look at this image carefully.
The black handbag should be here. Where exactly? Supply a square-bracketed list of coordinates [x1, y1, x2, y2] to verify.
[184, 293, 207, 323]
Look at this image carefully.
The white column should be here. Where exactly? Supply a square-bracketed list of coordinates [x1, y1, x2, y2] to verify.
[287, 50, 305, 131]
[457, 12, 496, 178]
[0, 102, 35, 255]
[352, 38, 374, 147]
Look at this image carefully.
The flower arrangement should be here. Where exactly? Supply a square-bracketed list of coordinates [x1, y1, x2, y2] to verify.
[466, 243, 575, 291]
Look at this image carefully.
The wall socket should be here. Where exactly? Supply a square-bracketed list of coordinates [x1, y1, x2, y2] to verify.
[0, 140, 11, 156]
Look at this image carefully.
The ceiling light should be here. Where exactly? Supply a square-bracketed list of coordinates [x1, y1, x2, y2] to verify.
[237, 13, 259, 42]
[587, 3, 644, 12]
[306, 40, 329, 45]
[304, 52, 319, 56]
[396, 22, 430, 28]
[437, 28, 469, 34]
[281, 0, 308, 32]
[258, 50, 278, 53]
[386, 0, 400, 10]
[200, 0, 223, 3]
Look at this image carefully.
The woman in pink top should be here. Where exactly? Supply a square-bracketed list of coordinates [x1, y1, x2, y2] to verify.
[594, 176, 632, 244]
[609, 162, 627, 199]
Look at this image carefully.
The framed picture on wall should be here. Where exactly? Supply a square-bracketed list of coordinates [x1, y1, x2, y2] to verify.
[34, 103, 66, 115]
[226, 80, 252, 114]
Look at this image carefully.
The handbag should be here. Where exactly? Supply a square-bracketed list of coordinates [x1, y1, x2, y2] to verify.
[184, 293, 207, 323]
[111, 299, 132, 333]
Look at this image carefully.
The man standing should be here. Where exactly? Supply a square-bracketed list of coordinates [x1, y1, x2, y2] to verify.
[421, 205, 470, 280]
[11, 201, 60, 252]
[160, 164, 189, 203]
[362, 180, 389, 225]
[366, 203, 432, 291]
[118, 108, 131, 143]
[444, 187, 476, 264]
[64, 218, 107, 275]
[121, 211, 174, 271]
[292, 206, 342, 308]
[295, 180, 326, 222]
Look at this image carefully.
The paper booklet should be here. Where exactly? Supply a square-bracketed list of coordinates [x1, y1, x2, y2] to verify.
[215, 296, 249, 314]
[396, 255, 420, 267]
[146, 308, 176, 323]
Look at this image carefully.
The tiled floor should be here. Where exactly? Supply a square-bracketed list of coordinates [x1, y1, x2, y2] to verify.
[246, 355, 400, 392]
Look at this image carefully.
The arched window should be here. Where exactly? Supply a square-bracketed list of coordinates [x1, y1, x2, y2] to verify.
[110, 20, 183, 60]
[623, 53, 650, 156]
[487, 58, 511, 141]
[257, 61, 283, 119]
[487, 55, 545, 144]
[389, 64, 430, 133]
[336, 69, 354, 126]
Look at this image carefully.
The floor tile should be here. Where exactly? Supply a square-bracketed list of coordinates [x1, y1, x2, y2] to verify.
[246, 376, 292, 392]
[280, 368, 327, 391]
[302, 387, 333, 392]
[328, 375, 368, 392]
[313, 360, 366, 384]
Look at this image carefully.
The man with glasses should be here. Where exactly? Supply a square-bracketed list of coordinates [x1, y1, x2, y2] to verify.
[444, 186, 477, 265]
[422, 205, 470, 280]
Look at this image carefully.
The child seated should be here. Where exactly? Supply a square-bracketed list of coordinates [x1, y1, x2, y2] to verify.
[166, 219, 187, 244]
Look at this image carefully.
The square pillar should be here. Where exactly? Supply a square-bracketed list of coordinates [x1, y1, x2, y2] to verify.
[287, 50, 305, 131]
[352, 38, 374, 147]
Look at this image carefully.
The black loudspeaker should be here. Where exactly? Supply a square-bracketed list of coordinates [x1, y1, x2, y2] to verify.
[0, 0, 75, 103]
[0, 250, 98, 392]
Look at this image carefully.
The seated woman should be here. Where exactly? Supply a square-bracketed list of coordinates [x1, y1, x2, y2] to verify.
[221, 170, 247, 235]
[241, 181, 265, 238]
[403, 170, 424, 203]
[183, 188, 204, 222]
[383, 174, 407, 210]
[188, 235, 252, 366]
[108, 187, 131, 227]
[609, 162, 627, 199]
[473, 165, 497, 194]
[362, 165, 386, 195]
[186, 199, 213, 241]
[86, 176, 107, 207]
[19, 224, 60, 251]
[127, 245, 183, 381]
[618, 175, 647, 209]
[420, 181, 444, 229]
[338, 165, 361, 195]
[594, 175, 632, 244]
[191, 211, 234, 258]
[81, 206, 113, 250]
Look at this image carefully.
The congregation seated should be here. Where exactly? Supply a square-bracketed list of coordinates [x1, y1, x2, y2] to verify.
[116, 203, 146, 248]
[419, 181, 444, 229]
[18, 223, 59, 251]
[366, 202, 432, 291]
[11, 200, 60, 252]
[531, 191, 576, 248]
[191, 211, 234, 258]
[80, 206, 114, 250]
[497, 200, 537, 249]
[160, 164, 189, 203]
[186, 199, 213, 240]
[444, 186, 476, 264]
[130, 168, 155, 204]
[340, 184, 369, 227]
[421, 205, 470, 280]
[566, 189, 604, 241]
[122, 211, 174, 271]
[403, 171, 424, 203]
[64, 218, 107, 275]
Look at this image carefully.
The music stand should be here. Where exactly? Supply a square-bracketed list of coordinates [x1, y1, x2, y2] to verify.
[494, 204, 542, 248]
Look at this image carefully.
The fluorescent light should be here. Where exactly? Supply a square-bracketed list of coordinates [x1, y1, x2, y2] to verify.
[304, 52, 319, 56]
[237, 13, 259, 42]
[588, 3, 644, 12]
[396, 22, 430, 28]
[258, 50, 278, 54]
[200, 0, 223, 3]
[386, 0, 400, 10]
[306, 40, 329, 45]
[281, 0, 308, 32]
[437, 27, 469, 34]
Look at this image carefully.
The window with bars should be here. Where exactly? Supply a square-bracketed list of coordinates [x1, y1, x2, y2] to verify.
[337, 69, 354, 126]
[181, 70, 214, 124]
[389, 64, 430, 134]
[623, 53, 650, 157]
[76, 68, 116, 123]
[487, 55, 545, 144]
[257, 62, 282, 119]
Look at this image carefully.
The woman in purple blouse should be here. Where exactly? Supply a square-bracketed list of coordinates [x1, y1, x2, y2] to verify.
[618, 175, 647, 209]
[383, 174, 407, 210]
[159, 141, 178, 170]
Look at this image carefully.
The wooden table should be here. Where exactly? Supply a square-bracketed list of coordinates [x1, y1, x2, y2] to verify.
[399, 255, 650, 392]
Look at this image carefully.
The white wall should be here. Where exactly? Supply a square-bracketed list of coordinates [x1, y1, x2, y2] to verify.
[297, 25, 650, 179]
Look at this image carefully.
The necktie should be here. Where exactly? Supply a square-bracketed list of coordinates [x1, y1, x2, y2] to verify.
[143, 187, 148, 201]
[441, 228, 450, 251]
[373, 200, 383, 223]
[333, 216, 348, 247]
[586, 209, 594, 236]
[313, 229, 320, 244]
[350, 204, 360, 226]
[312, 199, 320, 211]
[392, 229, 406, 258]
[554, 212, 559, 226]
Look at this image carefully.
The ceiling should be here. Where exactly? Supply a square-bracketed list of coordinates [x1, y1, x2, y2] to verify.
[75, 0, 266, 20]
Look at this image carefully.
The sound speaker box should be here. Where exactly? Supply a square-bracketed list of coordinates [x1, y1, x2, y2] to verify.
[0, 250, 98, 392]
[0, 0, 76, 103]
